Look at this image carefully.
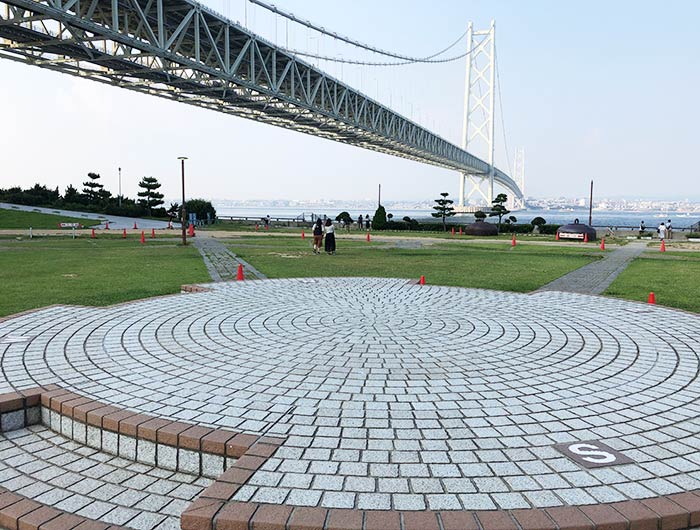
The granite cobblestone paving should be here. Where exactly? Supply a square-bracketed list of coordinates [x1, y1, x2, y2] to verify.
[537, 240, 646, 294]
[2, 278, 700, 512]
[193, 235, 266, 282]
[0, 425, 211, 529]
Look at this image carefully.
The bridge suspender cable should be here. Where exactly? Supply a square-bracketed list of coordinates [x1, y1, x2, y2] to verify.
[495, 47, 513, 176]
[249, 0, 474, 65]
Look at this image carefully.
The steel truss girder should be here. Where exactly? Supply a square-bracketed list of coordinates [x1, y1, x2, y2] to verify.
[0, 0, 521, 195]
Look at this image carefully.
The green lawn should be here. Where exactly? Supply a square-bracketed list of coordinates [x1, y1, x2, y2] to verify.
[0, 208, 101, 229]
[228, 235, 598, 292]
[0, 238, 209, 317]
[605, 251, 700, 312]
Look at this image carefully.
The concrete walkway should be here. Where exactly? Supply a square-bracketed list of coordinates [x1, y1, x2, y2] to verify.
[537, 240, 647, 294]
[193, 234, 267, 281]
[0, 202, 178, 230]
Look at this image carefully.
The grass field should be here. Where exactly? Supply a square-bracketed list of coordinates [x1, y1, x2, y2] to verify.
[205, 222, 563, 240]
[227, 235, 598, 292]
[0, 208, 101, 229]
[0, 238, 209, 317]
[605, 251, 700, 312]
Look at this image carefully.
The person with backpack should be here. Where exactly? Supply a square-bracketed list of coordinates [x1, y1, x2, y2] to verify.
[312, 219, 323, 254]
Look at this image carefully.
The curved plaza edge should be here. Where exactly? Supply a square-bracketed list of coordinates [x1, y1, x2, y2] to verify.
[2, 277, 700, 530]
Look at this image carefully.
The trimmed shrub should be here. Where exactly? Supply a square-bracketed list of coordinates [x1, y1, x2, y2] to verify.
[372, 205, 388, 230]
[539, 224, 562, 235]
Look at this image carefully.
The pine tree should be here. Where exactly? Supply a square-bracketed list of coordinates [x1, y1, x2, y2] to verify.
[82, 172, 104, 203]
[137, 176, 164, 216]
[431, 192, 455, 231]
[488, 193, 510, 233]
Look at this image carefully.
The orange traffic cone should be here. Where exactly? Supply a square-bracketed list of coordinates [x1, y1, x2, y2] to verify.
[366, 232, 371, 242]
[122, 228, 127, 239]
[301, 230, 305, 240]
[660, 240, 666, 252]
[555, 231, 560, 241]
[511, 234, 516, 247]
[600, 239, 605, 250]
[151, 228, 155, 239]
[91, 228, 96, 239]
[451, 227, 455, 236]
[583, 233, 589, 243]
[648, 292, 656, 304]
[419, 275, 426, 285]
[236, 264, 244, 281]
[133, 222, 138, 229]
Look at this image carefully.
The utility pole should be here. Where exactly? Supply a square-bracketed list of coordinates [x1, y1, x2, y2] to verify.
[378, 184, 381, 207]
[588, 180, 594, 226]
[118, 167, 122, 207]
[178, 157, 188, 245]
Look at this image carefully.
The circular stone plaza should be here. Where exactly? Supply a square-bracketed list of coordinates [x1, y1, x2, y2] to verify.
[2, 277, 700, 530]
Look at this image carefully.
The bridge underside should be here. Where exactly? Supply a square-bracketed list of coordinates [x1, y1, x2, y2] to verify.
[0, 0, 521, 199]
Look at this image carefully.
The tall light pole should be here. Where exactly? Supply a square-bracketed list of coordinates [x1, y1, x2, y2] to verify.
[178, 157, 188, 246]
[118, 167, 122, 207]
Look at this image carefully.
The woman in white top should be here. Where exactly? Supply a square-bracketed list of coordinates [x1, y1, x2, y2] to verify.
[657, 222, 666, 240]
[323, 219, 336, 254]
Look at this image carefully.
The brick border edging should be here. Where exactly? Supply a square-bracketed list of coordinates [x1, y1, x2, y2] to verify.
[5, 391, 700, 530]
[0, 386, 283, 478]
[181, 492, 700, 530]
[0, 386, 285, 529]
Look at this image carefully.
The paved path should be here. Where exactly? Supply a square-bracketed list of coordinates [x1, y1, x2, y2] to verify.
[0, 202, 178, 230]
[193, 235, 267, 281]
[537, 241, 647, 294]
[2, 278, 700, 513]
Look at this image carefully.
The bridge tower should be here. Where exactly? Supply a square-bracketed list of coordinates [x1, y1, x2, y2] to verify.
[457, 20, 496, 210]
[511, 147, 526, 210]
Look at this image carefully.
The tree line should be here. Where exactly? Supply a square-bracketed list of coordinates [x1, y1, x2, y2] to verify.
[0, 173, 216, 222]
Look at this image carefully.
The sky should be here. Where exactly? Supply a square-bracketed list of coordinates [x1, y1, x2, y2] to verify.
[1, 0, 699, 203]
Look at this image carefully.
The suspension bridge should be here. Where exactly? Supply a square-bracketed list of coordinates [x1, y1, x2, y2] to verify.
[0, 0, 524, 206]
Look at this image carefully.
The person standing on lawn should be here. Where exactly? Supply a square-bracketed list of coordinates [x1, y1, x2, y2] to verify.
[324, 218, 336, 254]
[312, 219, 324, 254]
[657, 222, 667, 241]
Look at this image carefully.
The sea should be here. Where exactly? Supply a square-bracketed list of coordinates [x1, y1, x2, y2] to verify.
[213, 204, 700, 229]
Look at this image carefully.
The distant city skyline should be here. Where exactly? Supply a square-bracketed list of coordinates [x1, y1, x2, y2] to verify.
[1, 1, 699, 202]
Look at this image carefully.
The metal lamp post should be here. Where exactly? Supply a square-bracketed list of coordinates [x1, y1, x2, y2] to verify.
[178, 157, 188, 245]
[118, 167, 122, 207]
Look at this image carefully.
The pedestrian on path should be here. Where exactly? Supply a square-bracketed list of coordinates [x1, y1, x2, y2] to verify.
[657, 222, 667, 240]
[667, 219, 673, 240]
[357, 214, 363, 230]
[312, 219, 323, 254]
[324, 218, 336, 254]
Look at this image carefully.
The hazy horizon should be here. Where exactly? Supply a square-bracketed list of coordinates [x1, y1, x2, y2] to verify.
[2, 0, 699, 203]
